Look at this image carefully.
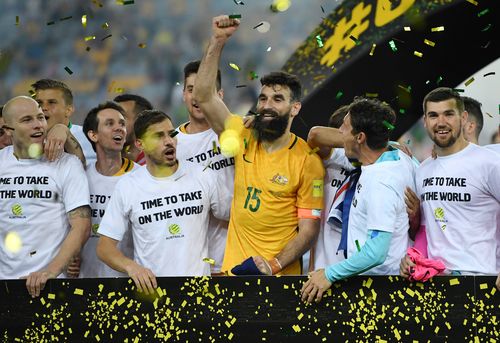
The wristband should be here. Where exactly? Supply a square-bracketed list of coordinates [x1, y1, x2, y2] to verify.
[268, 257, 282, 275]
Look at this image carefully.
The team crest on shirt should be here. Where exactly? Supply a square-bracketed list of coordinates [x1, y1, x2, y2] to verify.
[270, 173, 288, 186]
[9, 203, 26, 219]
[166, 223, 185, 240]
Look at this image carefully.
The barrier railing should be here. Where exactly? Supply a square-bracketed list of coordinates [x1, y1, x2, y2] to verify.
[1, 276, 498, 342]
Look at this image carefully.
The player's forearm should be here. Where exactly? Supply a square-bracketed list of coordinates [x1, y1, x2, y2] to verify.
[196, 37, 224, 102]
[308, 126, 343, 150]
[275, 219, 320, 270]
[96, 237, 135, 274]
[193, 37, 227, 133]
[46, 207, 90, 275]
[65, 130, 86, 166]
[325, 230, 392, 282]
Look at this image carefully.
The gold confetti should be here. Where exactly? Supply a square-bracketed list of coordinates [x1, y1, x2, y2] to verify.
[292, 324, 301, 332]
[403, 26, 411, 31]
[369, 43, 376, 56]
[47, 293, 56, 299]
[466, 0, 478, 5]
[424, 39, 435, 47]
[101, 22, 109, 29]
[138, 43, 147, 48]
[74, 288, 84, 295]
[479, 283, 488, 289]
[394, 328, 401, 340]
[464, 77, 475, 86]
[81, 15, 87, 28]
[431, 26, 445, 32]
[229, 63, 240, 71]
[449, 278, 460, 286]
[84, 36, 96, 41]
[414, 51, 423, 58]
[16, 16, 20, 26]
[203, 257, 215, 265]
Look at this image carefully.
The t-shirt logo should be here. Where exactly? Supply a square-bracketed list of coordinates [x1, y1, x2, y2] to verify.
[166, 223, 184, 240]
[270, 174, 288, 186]
[168, 224, 181, 235]
[434, 207, 445, 220]
[11, 204, 23, 216]
[433, 207, 447, 231]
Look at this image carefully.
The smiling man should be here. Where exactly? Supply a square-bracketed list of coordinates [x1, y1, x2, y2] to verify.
[0, 96, 90, 297]
[175, 61, 234, 275]
[32, 79, 96, 165]
[301, 98, 416, 303]
[193, 15, 325, 276]
[400, 87, 500, 277]
[79, 101, 139, 278]
[96, 110, 231, 294]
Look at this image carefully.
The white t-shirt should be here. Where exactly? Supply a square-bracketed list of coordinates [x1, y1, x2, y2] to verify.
[348, 150, 416, 275]
[70, 124, 96, 167]
[417, 143, 500, 274]
[175, 124, 235, 273]
[313, 148, 353, 269]
[485, 144, 500, 271]
[485, 143, 500, 154]
[80, 160, 139, 278]
[0, 146, 90, 279]
[97, 161, 231, 276]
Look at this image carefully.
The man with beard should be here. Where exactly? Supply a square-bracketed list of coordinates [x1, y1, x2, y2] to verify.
[400, 87, 500, 277]
[194, 15, 325, 276]
[96, 110, 231, 294]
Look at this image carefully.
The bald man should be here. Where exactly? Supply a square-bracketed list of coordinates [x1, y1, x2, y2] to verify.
[0, 96, 91, 297]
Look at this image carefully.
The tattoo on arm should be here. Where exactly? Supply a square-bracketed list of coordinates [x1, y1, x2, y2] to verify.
[68, 136, 83, 153]
[68, 205, 91, 219]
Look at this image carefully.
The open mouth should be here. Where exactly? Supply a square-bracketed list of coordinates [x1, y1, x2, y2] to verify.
[31, 132, 44, 138]
[435, 129, 450, 137]
[112, 135, 123, 143]
[164, 147, 175, 158]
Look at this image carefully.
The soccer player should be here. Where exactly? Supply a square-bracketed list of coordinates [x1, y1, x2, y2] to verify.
[0, 96, 90, 297]
[194, 15, 325, 276]
[96, 110, 231, 293]
[175, 60, 234, 275]
[79, 101, 139, 278]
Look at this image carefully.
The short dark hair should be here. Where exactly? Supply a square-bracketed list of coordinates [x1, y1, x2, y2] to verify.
[462, 96, 483, 138]
[348, 97, 396, 150]
[423, 87, 464, 114]
[113, 94, 153, 116]
[260, 71, 302, 102]
[83, 101, 126, 152]
[184, 60, 222, 91]
[31, 79, 73, 105]
[134, 110, 173, 140]
[328, 105, 349, 129]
